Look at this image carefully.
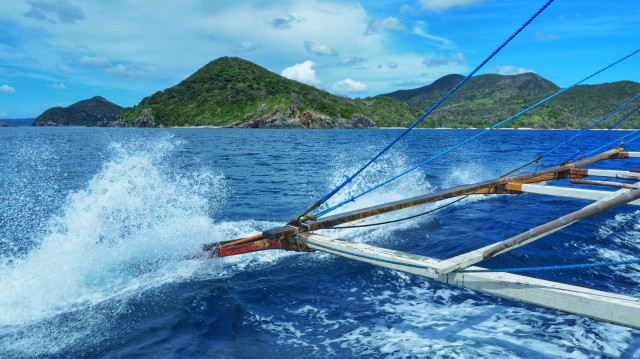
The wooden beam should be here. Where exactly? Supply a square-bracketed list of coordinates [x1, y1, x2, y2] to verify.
[298, 233, 640, 330]
[303, 148, 624, 231]
[585, 169, 640, 179]
[437, 185, 640, 274]
[571, 179, 640, 189]
[507, 183, 640, 206]
[484, 188, 640, 258]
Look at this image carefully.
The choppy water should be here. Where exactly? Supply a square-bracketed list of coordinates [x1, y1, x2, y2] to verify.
[1, 127, 639, 358]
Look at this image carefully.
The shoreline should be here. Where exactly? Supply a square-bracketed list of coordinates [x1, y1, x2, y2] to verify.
[166, 125, 638, 131]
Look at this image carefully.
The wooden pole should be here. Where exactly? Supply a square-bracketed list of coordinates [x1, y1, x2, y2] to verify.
[301, 148, 623, 232]
[298, 233, 640, 330]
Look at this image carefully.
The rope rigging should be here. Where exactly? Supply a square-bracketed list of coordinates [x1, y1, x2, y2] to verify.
[315, 48, 640, 218]
[541, 93, 640, 163]
[561, 103, 640, 164]
[504, 95, 640, 176]
[455, 258, 640, 273]
[323, 191, 477, 230]
[290, 0, 556, 224]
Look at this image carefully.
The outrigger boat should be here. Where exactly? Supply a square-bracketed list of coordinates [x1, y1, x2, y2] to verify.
[192, 147, 640, 330]
[192, 0, 640, 330]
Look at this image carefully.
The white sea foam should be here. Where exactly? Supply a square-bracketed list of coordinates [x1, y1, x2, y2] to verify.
[0, 137, 284, 356]
[253, 268, 638, 358]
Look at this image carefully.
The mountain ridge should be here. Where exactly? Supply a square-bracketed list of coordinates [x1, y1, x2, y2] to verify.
[118, 57, 421, 128]
[32, 96, 124, 126]
[380, 72, 640, 129]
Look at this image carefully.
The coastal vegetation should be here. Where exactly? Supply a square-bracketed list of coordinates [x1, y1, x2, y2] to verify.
[31, 57, 640, 129]
[382, 73, 640, 129]
[119, 57, 420, 128]
[32, 96, 123, 126]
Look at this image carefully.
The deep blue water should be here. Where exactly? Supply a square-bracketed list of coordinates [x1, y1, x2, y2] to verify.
[1, 127, 640, 358]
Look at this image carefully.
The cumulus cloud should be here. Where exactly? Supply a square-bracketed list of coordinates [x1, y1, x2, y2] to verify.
[413, 25, 452, 48]
[416, 0, 484, 12]
[341, 57, 365, 65]
[281, 60, 321, 86]
[423, 52, 468, 68]
[24, 0, 85, 24]
[0, 84, 16, 93]
[270, 14, 303, 29]
[50, 83, 67, 89]
[108, 63, 153, 79]
[80, 55, 112, 68]
[534, 32, 559, 42]
[365, 17, 406, 35]
[488, 65, 536, 75]
[449, 52, 468, 64]
[423, 56, 448, 67]
[231, 41, 259, 52]
[331, 78, 368, 94]
[304, 40, 338, 56]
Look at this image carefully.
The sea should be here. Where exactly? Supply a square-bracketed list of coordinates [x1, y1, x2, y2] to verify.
[1, 127, 639, 358]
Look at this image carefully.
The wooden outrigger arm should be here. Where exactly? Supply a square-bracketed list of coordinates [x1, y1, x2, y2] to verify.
[194, 148, 640, 329]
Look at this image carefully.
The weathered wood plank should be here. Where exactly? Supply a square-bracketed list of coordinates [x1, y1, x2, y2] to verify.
[298, 233, 640, 330]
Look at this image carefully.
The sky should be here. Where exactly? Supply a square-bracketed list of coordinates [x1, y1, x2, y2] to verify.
[0, 0, 639, 119]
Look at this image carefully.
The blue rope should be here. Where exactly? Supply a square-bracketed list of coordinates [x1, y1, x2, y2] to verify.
[312, 0, 555, 208]
[317, 48, 640, 218]
[546, 93, 640, 162]
[583, 127, 640, 158]
[624, 131, 640, 145]
[295, 236, 640, 274]
[455, 259, 640, 273]
[564, 104, 640, 163]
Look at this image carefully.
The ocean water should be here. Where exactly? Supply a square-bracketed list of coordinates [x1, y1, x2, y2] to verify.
[0, 127, 639, 358]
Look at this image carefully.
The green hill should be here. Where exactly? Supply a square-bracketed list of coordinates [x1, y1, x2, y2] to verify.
[381, 73, 640, 129]
[119, 57, 421, 127]
[119, 56, 640, 129]
[32, 96, 123, 126]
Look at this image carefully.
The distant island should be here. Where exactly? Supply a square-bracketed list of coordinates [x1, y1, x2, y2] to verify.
[32, 96, 124, 127]
[0, 118, 33, 127]
[28, 56, 640, 129]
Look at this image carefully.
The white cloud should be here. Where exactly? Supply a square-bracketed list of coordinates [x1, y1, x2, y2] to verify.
[0, 112, 7, 117]
[231, 41, 259, 52]
[488, 65, 536, 75]
[413, 25, 452, 48]
[281, 60, 321, 86]
[50, 83, 67, 89]
[416, 0, 484, 12]
[304, 40, 338, 56]
[24, 0, 85, 24]
[0, 84, 16, 93]
[366, 17, 406, 35]
[534, 32, 559, 42]
[423, 56, 448, 67]
[2, 0, 471, 106]
[449, 52, 468, 63]
[341, 57, 365, 65]
[108, 63, 153, 79]
[80, 55, 111, 67]
[270, 14, 304, 29]
[331, 78, 368, 93]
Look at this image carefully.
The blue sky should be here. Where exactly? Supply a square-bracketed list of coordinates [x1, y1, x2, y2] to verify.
[0, 0, 639, 119]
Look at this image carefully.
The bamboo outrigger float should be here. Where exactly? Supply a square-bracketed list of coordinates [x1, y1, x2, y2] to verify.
[196, 147, 640, 329]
